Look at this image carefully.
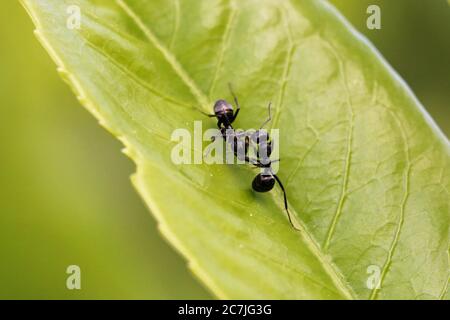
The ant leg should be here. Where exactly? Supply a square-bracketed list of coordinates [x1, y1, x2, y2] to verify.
[228, 83, 241, 122]
[259, 102, 272, 129]
[200, 110, 223, 130]
[272, 174, 301, 231]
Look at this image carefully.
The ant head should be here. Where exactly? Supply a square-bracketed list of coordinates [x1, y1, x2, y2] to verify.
[213, 100, 234, 118]
[252, 173, 275, 192]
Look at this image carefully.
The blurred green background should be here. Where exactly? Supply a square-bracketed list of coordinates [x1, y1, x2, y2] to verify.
[0, 0, 448, 299]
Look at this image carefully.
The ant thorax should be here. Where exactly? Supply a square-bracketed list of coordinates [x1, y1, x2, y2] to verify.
[220, 128, 272, 165]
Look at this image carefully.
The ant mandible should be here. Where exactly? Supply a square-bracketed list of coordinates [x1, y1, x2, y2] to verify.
[203, 84, 299, 230]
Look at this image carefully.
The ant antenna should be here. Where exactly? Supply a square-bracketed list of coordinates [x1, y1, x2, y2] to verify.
[228, 83, 241, 122]
[259, 102, 272, 129]
[272, 173, 301, 231]
[200, 110, 217, 118]
[228, 83, 238, 104]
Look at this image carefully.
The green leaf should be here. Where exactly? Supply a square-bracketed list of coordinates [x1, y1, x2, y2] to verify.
[21, 0, 449, 299]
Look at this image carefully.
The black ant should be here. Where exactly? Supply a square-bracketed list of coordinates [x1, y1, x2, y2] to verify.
[202, 84, 299, 230]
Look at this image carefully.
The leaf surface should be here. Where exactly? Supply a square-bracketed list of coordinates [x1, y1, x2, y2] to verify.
[22, 0, 450, 299]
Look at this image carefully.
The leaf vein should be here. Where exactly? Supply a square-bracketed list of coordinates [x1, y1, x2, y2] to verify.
[169, 0, 180, 50]
[271, 6, 295, 131]
[438, 248, 450, 300]
[116, 0, 210, 110]
[322, 40, 354, 251]
[208, 0, 237, 99]
[81, 30, 193, 110]
[369, 108, 411, 300]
